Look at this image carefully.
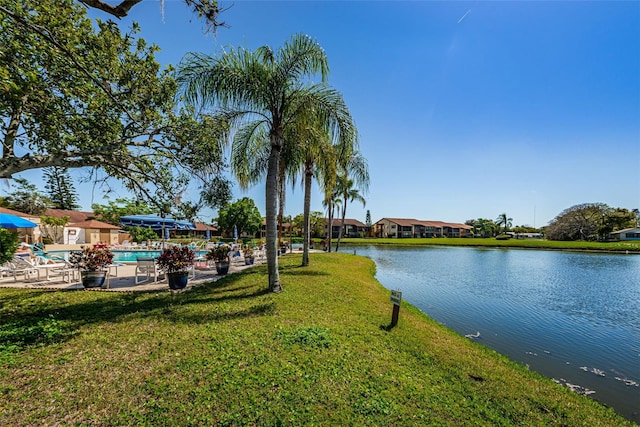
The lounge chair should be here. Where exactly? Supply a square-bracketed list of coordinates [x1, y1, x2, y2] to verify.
[134, 257, 165, 284]
[6, 257, 38, 281]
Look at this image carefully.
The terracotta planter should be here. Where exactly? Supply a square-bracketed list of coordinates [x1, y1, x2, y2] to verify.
[167, 271, 189, 290]
[81, 270, 107, 288]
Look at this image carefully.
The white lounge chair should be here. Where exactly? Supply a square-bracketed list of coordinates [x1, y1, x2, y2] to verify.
[134, 257, 165, 284]
[6, 257, 38, 281]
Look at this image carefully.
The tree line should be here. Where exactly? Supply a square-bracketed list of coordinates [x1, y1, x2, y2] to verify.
[466, 204, 638, 241]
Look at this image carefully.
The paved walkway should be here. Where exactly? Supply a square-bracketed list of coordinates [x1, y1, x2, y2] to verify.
[0, 258, 261, 292]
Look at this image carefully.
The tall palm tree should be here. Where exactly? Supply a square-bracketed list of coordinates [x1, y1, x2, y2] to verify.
[334, 175, 366, 251]
[333, 152, 369, 251]
[293, 120, 338, 266]
[178, 34, 355, 292]
[496, 213, 513, 234]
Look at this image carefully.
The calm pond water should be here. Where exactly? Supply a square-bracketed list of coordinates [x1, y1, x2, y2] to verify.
[342, 245, 640, 422]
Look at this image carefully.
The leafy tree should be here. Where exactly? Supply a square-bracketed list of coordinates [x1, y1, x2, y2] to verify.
[43, 167, 80, 210]
[178, 34, 353, 292]
[216, 198, 262, 238]
[0, 227, 19, 264]
[467, 218, 497, 238]
[495, 213, 513, 234]
[126, 226, 158, 243]
[545, 203, 608, 241]
[0, 1, 229, 214]
[91, 198, 154, 226]
[39, 215, 70, 244]
[0, 178, 51, 215]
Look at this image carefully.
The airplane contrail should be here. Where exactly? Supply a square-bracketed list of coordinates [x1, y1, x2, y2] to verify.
[458, 9, 471, 24]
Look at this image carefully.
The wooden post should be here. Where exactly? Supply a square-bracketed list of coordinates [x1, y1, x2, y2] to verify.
[390, 290, 402, 328]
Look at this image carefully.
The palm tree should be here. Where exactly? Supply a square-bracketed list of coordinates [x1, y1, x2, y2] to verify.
[178, 34, 355, 292]
[496, 213, 513, 234]
[334, 175, 366, 251]
[333, 152, 369, 251]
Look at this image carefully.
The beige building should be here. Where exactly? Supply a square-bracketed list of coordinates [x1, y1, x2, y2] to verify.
[374, 218, 472, 238]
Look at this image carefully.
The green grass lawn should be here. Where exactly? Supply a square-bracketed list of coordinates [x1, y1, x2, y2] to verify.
[0, 253, 631, 426]
[341, 237, 640, 253]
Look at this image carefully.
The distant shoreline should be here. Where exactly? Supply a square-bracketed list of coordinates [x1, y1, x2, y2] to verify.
[339, 237, 640, 254]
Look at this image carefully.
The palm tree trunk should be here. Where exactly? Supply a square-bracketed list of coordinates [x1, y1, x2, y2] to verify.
[266, 141, 282, 292]
[302, 162, 313, 266]
[326, 200, 333, 253]
[335, 201, 347, 251]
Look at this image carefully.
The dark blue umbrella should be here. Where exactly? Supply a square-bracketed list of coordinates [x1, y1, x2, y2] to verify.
[0, 213, 37, 228]
[119, 215, 195, 230]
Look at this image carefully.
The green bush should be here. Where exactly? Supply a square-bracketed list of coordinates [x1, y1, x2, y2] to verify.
[0, 228, 19, 264]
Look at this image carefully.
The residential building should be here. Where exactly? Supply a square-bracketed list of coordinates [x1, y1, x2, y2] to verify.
[608, 227, 640, 241]
[325, 218, 366, 238]
[374, 218, 472, 238]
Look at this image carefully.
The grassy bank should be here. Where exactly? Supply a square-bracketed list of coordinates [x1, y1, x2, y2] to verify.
[341, 237, 640, 253]
[0, 253, 631, 426]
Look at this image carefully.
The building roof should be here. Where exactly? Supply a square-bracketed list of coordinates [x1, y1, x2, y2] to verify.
[194, 222, 217, 231]
[375, 218, 472, 230]
[327, 218, 366, 227]
[376, 218, 422, 227]
[69, 219, 120, 229]
[0, 207, 39, 219]
[609, 227, 640, 235]
[44, 209, 95, 223]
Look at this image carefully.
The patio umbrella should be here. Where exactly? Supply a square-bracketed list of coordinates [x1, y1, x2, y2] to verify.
[0, 213, 37, 228]
[233, 225, 238, 242]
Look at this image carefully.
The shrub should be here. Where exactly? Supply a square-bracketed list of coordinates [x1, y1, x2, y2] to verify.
[156, 245, 195, 273]
[69, 246, 114, 271]
[0, 228, 19, 265]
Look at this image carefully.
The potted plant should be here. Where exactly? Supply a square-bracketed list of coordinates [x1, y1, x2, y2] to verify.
[156, 245, 196, 290]
[206, 245, 230, 275]
[243, 245, 255, 265]
[69, 246, 114, 288]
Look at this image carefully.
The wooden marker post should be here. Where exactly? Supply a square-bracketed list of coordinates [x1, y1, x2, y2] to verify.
[390, 289, 402, 328]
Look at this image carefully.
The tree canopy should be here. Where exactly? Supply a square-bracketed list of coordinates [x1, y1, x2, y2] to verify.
[216, 198, 262, 238]
[44, 167, 81, 210]
[0, 0, 230, 215]
[0, 178, 51, 215]
[545, 203, 636, 241]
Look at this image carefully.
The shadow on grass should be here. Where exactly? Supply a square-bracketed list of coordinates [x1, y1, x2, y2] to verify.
[0, 269, 274, 354]
[278, 264, 330, 277]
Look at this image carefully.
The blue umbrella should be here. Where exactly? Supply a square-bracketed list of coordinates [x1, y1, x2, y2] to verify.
[233, 225, 238, 241]
[206, 229, 211, 240]
[0, 213, 37, 228]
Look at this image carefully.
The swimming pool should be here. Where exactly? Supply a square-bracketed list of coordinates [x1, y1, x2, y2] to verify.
[45, 250, 209, 263]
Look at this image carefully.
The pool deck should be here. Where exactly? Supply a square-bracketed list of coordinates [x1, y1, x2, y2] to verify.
[0, 256, 263, 292]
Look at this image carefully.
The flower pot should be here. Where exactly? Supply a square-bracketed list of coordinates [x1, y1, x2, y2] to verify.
[81, 270, 107, 288]
[167, 271, 189, 290]
[244, 256, 255, 266]
[215, 261, 230, 275]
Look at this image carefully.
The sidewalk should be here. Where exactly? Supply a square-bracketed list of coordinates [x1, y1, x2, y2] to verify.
[0, 258, 260, 292]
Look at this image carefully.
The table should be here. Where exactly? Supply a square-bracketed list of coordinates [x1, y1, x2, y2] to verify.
[105, 263, 125, 289]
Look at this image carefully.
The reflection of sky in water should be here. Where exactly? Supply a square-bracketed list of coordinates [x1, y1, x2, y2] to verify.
[344, 245, 640, 420]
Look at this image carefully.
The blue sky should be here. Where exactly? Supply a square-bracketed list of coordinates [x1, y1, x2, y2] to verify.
[16, 1, 640, 227]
